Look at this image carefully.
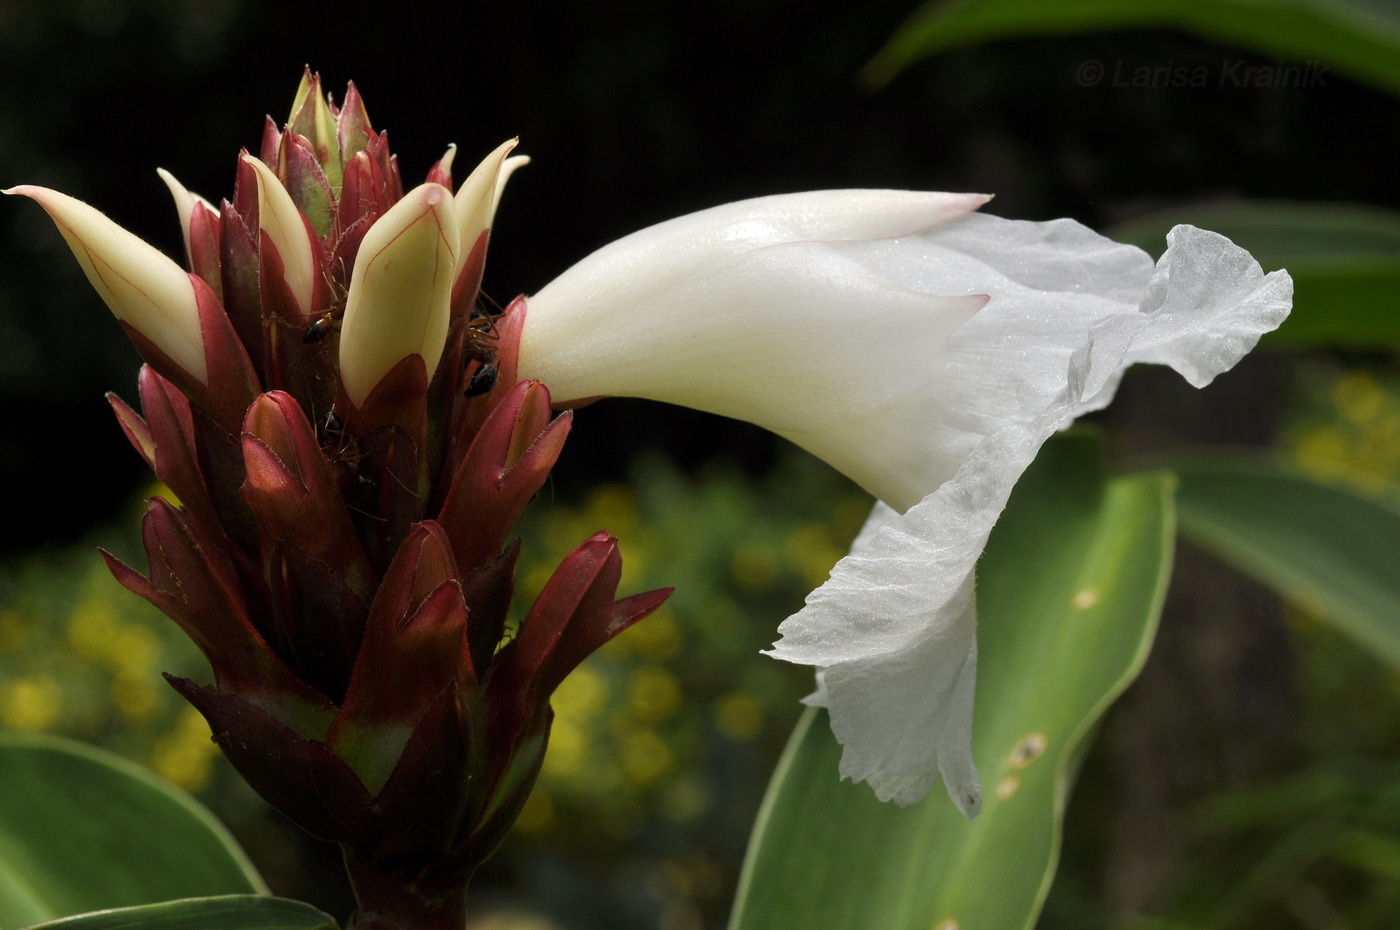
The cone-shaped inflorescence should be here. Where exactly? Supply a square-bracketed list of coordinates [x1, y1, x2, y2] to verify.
[34, 70, 669, 930]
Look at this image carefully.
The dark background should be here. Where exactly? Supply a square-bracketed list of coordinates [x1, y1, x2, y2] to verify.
[5, 0, 1398, 554]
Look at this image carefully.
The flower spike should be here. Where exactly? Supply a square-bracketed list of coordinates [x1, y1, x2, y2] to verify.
[12, 76, 661, 930]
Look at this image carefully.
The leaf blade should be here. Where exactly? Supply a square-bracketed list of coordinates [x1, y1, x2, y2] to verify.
[21, 895, 337, 930]
[729, 433, 1176, 930]
[865, 0, 1400, 96]
[1174, 457, 1400, 669]
[0, 734, 264, 926]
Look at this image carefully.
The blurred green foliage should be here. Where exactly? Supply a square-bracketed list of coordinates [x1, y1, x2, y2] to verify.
[1286, 365, 1400, 503]
[865, 0, 1400, 94]
[0, 733, 265, 927]
[0, 496, 217, 793]
[1188, 366, 1400, 928]
[0, 451, 868, 928]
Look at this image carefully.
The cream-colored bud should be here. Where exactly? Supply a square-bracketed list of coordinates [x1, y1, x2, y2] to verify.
[452, 138, 520, 266]
[241, 155, 317, 318]
[435, 143, 458, 178]
[338, 182, 460, 406]
[492, 154, 530, 219]
[156, 168, 218, 267]
[6, 185, 206, 383]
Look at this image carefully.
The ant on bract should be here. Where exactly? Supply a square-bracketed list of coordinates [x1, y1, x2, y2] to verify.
[303, 310, 338, 344]
[319, 408, 361, 470]
[462, 293, 503, 397]
[317, 406, 385, 518]
[303, 258, 350, 345]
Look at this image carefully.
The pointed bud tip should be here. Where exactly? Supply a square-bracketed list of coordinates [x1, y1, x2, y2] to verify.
[8, 183, 208, 384]
[5, 184, 53, 200]
[241, 153, 318, 317]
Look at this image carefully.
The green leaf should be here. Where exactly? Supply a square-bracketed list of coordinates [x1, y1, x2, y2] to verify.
[1105, 201, 1400, 347]
[0, 733, 265, 927]
[864, 0, 1400, 96]
[1174, 458, 1400, 670]
[22, 895, 336, 930]
[728, 433, 1175, 930]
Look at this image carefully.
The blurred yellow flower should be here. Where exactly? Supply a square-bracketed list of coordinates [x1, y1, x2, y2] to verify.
[151, 706, 219, 791]
[627, 666, 681, 724]
[714, 692, 764, 742]
[0, 674, 63, 731]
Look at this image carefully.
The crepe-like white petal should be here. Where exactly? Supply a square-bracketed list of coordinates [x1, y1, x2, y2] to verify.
[772, 220, 1291, 808]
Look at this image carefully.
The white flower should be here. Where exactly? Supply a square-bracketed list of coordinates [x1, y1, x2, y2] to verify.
[517, 190, 1292, 818]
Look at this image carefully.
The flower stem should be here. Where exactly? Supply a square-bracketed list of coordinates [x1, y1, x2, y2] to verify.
[343, 850, 470, 930]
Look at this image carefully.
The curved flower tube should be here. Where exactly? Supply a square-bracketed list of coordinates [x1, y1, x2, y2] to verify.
[518, 191, 1293, 816]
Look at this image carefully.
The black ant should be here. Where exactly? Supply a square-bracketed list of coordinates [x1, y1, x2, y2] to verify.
[322, 408, 346, 438]
[303, 258, 349, 344]
[461, 294, 503, 397]
[320, 409, 357, 464]
[463, 299, 500, 359]
[303, 309, 338, 344]
[464, 361, 498, 397]
[319, 408, 367, 473]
